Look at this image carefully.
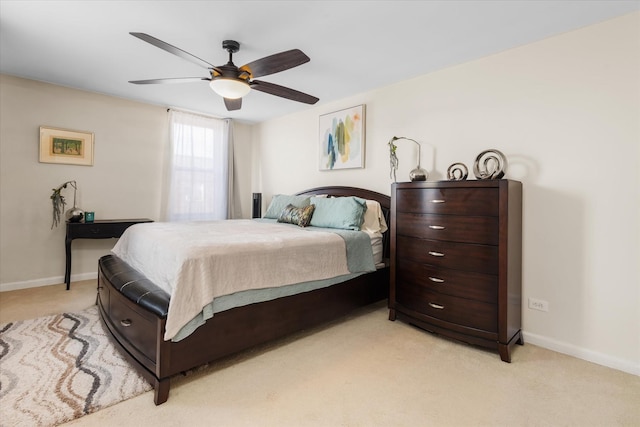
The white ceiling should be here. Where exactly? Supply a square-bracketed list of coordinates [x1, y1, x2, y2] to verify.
[1, 1, 638, 124]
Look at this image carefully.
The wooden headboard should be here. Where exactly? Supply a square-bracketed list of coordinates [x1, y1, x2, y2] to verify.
[295, 186, 391, 262]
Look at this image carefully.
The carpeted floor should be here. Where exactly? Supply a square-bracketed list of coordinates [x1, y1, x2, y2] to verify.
[0, 305, 151, 427]
[1, 280, 639, 426]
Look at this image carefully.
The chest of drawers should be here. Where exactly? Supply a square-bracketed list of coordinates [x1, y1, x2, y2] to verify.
[389, 180, 523, 362]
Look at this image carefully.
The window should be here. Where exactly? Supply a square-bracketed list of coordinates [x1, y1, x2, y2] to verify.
[166, 110, 233, 221]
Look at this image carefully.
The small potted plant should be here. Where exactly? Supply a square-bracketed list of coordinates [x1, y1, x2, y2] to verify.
[50, 180, 83, 228]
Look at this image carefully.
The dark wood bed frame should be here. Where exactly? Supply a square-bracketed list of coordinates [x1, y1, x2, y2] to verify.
[97, 186, 391, 405]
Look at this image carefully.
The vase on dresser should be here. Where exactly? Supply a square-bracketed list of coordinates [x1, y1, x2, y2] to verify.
[389, 179, 523, 362]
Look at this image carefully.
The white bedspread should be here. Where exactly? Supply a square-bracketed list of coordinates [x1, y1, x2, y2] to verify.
[111, 220, 352, 340]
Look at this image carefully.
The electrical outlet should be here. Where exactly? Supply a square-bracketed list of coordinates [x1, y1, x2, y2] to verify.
[528, 297, 549, 312]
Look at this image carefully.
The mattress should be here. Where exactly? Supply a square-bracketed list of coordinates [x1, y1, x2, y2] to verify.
[112, 219, 378, 341]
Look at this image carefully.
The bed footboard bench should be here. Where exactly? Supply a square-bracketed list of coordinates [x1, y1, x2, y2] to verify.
[97, 254, 172, 403]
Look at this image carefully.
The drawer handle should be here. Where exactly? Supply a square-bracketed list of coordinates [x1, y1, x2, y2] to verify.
[430, 199, 445, 204]
[428, 251, 444, 257]
[428, 225, 445, 230]
[429, 302, 445, 310]
[120, 319, 132, 327]
[428, 276, 445, 283]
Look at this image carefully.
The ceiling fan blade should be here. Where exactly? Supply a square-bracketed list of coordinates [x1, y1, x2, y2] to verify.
[240, 49, 310, 79]
[224, 98, 242, 111]
[250, 80, 319, 104]
[129, 77, 210, 84]
[130, 32, 215, 69]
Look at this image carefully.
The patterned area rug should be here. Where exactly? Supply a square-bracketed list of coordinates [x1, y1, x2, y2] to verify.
[0, 305, 152, 426]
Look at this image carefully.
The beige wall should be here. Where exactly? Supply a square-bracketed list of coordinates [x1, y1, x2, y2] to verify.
[0, 76, 254, 289]
[1, 12, 637, 375]
[253, 13, 639, 374]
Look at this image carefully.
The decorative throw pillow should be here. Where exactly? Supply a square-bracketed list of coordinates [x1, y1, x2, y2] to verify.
[310, 196, 367, 230]
[277, 204, 316, 227]
[264, 194, 311, 219]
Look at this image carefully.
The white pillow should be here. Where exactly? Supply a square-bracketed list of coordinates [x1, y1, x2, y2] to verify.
[360, 200, 388, 235]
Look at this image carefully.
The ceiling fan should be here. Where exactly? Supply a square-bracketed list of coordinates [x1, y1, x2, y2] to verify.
[128, 32, 319, 111]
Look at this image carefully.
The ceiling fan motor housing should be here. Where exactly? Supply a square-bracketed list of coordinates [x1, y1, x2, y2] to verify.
[222, 40, 240, 54]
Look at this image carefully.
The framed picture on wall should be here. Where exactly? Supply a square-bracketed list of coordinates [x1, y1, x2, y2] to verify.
[319, 104, 365, 170]
[39, 126, 94, 166]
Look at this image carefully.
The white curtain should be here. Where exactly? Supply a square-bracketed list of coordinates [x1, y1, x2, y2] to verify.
[165, 110, 234, 221]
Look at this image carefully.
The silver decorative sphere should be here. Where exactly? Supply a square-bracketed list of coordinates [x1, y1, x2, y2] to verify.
[410, 167, 428, 181]
[66, 207, 84, 223]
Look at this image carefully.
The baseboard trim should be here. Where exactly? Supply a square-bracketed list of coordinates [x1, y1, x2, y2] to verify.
[0, 272, 98, 292]
[523, 331, 639, 376]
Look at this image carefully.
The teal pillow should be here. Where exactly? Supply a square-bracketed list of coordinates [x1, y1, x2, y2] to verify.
[310, 196, 367, 231]
[264, 194, 311, 219]
[277, 204, 316, 227]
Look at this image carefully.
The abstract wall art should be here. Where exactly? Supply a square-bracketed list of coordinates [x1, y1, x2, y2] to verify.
[319, 104, 365, 170]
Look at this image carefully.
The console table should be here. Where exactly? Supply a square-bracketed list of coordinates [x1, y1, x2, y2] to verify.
[65, 218, 153, 290]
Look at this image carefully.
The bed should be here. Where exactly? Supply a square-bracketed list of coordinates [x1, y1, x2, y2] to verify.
[97, 186, 391, 405]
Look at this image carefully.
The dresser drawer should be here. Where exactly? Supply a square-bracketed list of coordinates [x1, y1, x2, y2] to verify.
[396, 212, 498, 245]
[396, 280, 497, 332]
[109, 291, 158, 362]
[396, 236, 498, 274]
[395, 188, 498, 216]
[397, 258, 497, 303]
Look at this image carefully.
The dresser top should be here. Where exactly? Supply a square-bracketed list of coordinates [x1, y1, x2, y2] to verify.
[392, 179, 521, 190]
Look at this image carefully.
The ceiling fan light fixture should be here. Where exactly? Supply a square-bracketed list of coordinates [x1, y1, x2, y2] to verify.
[209, 78, 251, 99]
[129, 33, 317, 111]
